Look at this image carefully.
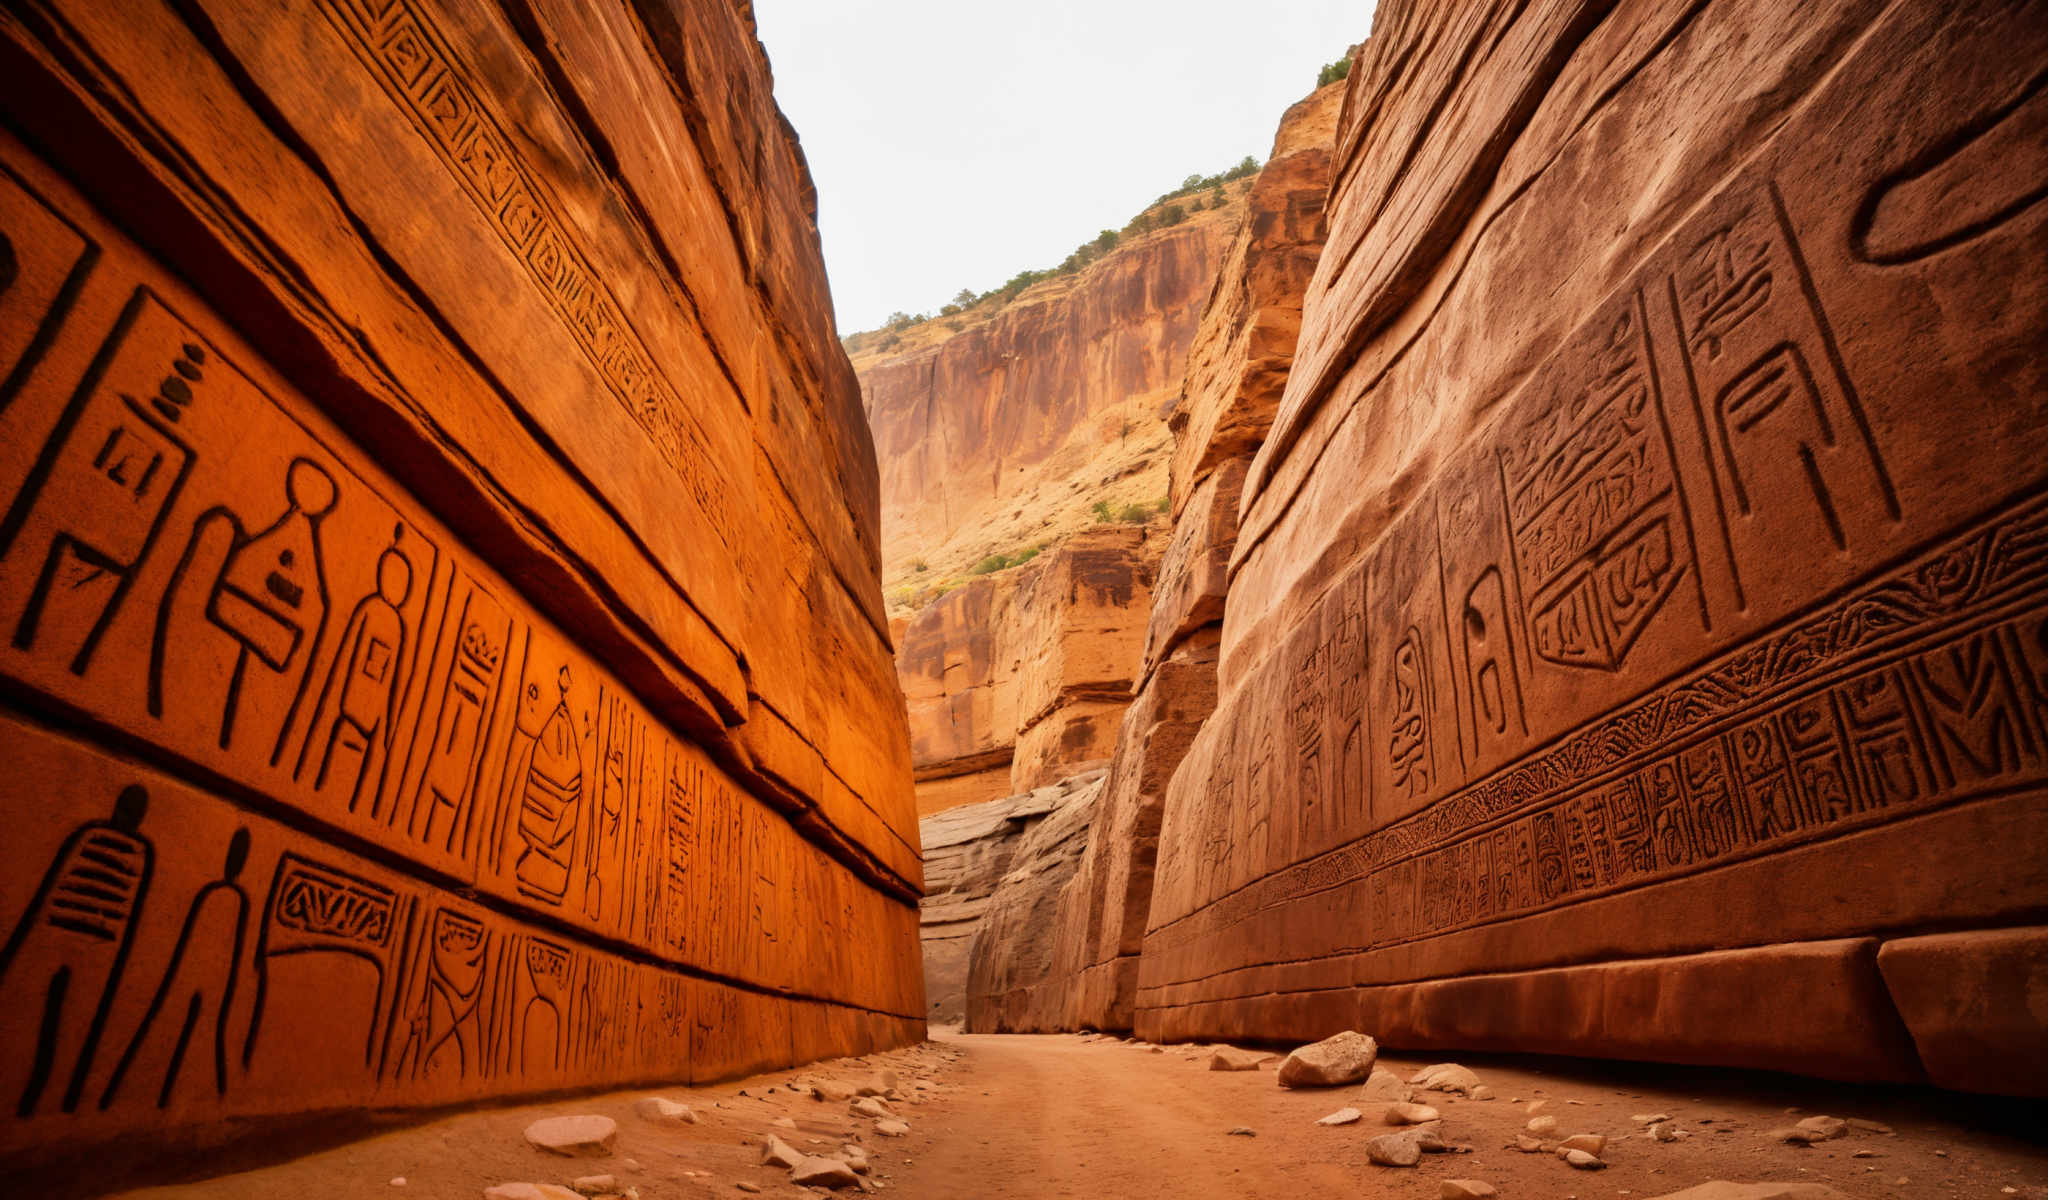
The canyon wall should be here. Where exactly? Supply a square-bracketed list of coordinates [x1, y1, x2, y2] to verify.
[862, 203, 1235, 813]
[962, 82, 1343, 1033]
[896, 524, 1164, 811]
[1139, 0, 2048, 1095]
[0, 0, 923, 1163]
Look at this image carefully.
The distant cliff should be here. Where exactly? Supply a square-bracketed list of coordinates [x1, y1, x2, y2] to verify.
[859, 181, 1244, 808]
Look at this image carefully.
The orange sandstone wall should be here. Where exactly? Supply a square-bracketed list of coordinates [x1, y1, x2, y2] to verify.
[1139, 0, 2048, 1095]
[0, 0, 921, 1161]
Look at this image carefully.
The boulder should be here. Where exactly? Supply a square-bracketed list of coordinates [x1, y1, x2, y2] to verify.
[484, 1186, 582, 1200]
[1276, 1031, 1379, 1088]
[1385, 1102, 1441, 1125]
[760, 1135, 805, 1170]
[1316, 1107, 1363, 1126]
[1366, 1131, 1422, 1167]
[790, 1156, 860, 1189]
[1441, 1183, 1497, 1200]
[874, 1119, 911, 1137]
[632, 1097, 698, 1126]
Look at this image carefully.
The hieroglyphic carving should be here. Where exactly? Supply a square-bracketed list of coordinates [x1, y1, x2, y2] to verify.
[313, 0, 734, 545]
[0, 163, 97, 417]
[1499, 292, 1698, 672]
[0, 0, 926, 1148]
[1668, 182, 1898, 603]
[1149, 485, 2048, 956]
[0, 785, 153, 1116]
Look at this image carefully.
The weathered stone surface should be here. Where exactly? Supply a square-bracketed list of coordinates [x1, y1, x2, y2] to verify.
[1317, 1107, 1363, 1125]
[1410, 1064, 1482, 1096]
[1277, 1030, 1379, 1088]
[961, 776, 1108, 1031]
[858, 203, 1239, 595]
[1209, 1047, 1268, 1072]
[916, 783, 1086, 1023]
[1385, 1102, 1440, 1125]
[937, 80, 1341, 1038]
[761, 1135, 805, 1169]
[633, 1097, 698, 1126]
[525, 1116, 617, 1157]
[895, 526, 1163, 808]
[1877, 926, 2048, 1096]
[1366, 1130, 1422, 1167]
[0, 0, 923, 1165]
[1169, 81, 1342, 507]
[1440, 1183, 1497, 1200]
[1138, 0, 2048, 1090]
[789, 1155, 860, 1189]
[484, 1185, 582, 1200]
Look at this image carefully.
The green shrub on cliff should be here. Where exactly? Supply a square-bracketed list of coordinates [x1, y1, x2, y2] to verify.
[1317, 55, 1353, 88]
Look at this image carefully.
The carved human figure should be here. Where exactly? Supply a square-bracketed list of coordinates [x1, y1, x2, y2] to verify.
[582, 695, 630, 922]
[509, 667, 583, 905]
[299, 529, 412, 808]
[149, 458, 335, 762]
[0, 784, 153, 1116]
[98, 828, 250, 1110]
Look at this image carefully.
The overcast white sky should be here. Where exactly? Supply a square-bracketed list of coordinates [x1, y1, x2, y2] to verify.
[754, 1, 1376, 335]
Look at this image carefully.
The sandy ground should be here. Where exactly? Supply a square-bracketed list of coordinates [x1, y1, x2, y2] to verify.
[30, 1028, 2048, 1198]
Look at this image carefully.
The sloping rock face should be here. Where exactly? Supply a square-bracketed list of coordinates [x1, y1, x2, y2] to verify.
[916, 778, 1096, 1024]
[959, 85, 1343, 1033]
[0, 0, 922, 1163]
[962, 774, 1109, 1032]
[896, 524, 1163, 806]
[1140, 0, 2048, 1094]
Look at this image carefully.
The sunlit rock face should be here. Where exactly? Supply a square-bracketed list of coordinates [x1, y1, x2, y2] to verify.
[896, 525, 1164, 811]
[859, 191, 1242, 819]
[958, 82, 1344, 1035]
[1139, 0, 2048, 1094]
[0, 0, 923, 1161]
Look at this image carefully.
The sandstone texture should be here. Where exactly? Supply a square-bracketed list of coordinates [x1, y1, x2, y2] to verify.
[916, 782, 1083, 1024]
[857, 198, 1242, 592]
[896, 524, 1164, 808]
[952, 82, 1345, 1036]
[0, 0, 922, 1164]
[961, 775, 1109, 1031]
[1134, 0, 2048, 1092]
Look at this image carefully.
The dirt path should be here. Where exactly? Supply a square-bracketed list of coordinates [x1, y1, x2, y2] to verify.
[40, 1029, 2048, 1198]
[886, 1030, 2048, 1199]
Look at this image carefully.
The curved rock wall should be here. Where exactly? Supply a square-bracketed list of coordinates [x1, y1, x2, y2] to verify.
[1139, 0, 2048, 1095]
[0, 0, 922, 1163]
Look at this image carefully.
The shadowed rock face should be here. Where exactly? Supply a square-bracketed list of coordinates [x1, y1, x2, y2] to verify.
[1139, 0, 2048, 1094]
[0, 0, 921, 1162]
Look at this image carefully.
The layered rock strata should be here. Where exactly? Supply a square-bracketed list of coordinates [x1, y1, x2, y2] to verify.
[1139, 0, 2048, 1095]
[916, 776, 1100, 1024]
[896, 524, 1163, 809]
[0, 0, 922, 1163]
[961, 81, 1343, 1032]
[858, 197, 1241, 587]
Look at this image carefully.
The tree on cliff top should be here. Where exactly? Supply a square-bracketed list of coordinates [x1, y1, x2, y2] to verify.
[1317, 55, 1353, 88]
